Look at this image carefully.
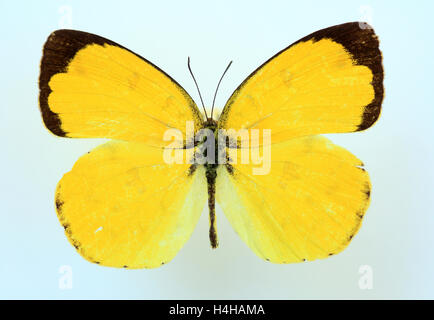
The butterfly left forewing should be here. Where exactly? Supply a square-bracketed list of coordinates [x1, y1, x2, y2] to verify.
[39, 29, 203, 146]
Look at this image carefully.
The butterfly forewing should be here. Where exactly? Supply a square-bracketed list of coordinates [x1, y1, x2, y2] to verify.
[39, 29, 203, 146]
[218, 22, 383, 144]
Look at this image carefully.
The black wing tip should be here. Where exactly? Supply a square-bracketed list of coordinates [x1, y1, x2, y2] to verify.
[357, 103, 382, 131]
[339, 22, 384, 131]
[38, 30, 116, 137]
[39, 89, 67, 137]
[39, 29, 116, 87]
[38, 29, 203, 134]
[220, 22, 384, 129]
[303, 21, 384, 132]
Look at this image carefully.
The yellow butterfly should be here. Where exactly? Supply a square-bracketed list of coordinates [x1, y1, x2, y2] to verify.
[39, 22, 383, 268]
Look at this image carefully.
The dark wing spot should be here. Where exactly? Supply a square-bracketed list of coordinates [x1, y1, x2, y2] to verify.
[225, 164, 234, 175]
[55, 198, 64, 211]
[365, 189, 371, 199]
[188, 164, 197, 176]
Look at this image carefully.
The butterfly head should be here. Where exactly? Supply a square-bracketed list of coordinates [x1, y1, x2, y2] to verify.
[203, 117, 218, 130]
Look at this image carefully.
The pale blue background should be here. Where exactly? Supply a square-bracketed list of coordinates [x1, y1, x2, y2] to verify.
[0, 0, 433, 299]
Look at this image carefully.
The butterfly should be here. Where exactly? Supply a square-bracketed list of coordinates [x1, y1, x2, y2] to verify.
[39, 22, 383, 268]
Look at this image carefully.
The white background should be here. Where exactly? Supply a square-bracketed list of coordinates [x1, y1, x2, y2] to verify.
[0, 0, 433, 298]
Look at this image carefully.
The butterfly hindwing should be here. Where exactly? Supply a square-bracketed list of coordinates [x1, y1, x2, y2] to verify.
[218, 22, 383, 144]
[39, 29, 203, 146]
[216, 136, 370, 263]
[56, 141, 207, 268]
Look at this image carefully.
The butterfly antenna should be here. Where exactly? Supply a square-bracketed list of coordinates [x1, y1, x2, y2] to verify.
[187, 57, 208, 119]
[211, 60, 233, 120]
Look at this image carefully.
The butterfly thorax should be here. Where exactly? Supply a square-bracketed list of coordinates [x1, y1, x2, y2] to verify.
[201, 117, 219, 162]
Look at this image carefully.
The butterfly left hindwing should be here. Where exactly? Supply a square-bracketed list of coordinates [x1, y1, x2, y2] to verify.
[56, 141, 207, 268]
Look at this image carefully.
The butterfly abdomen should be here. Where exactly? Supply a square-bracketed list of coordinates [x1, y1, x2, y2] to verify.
[202, 118, 219, 249]
[205, 164, 218, 249]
